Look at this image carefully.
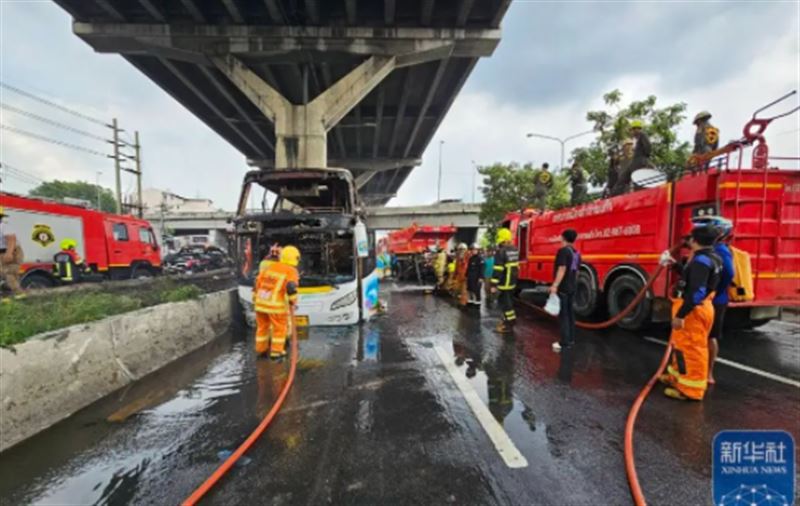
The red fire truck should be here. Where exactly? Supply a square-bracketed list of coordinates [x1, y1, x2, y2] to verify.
[385, 223, 456, 281]
[386, 223, 457, 255]
[1, 192, 162, 288]
[505, 104, 800, 330]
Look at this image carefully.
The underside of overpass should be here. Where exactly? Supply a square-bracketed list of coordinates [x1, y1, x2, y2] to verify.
[54, 0, 510, 205]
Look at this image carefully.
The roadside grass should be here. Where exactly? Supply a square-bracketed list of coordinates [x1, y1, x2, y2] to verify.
[1, 283, 204, 347]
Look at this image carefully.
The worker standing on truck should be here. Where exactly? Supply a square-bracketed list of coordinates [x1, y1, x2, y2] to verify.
[692, 111, 719, 155]
[569, 161, 588, 205]
[533, 163, 553, 211]
[466, 243, 484, 306]
[550, 229, 580, 353]
[691, 111, 720, 174]
[491, 228, 519, 333]
[610, 138, 635, 196]
[691, 216, 734, 385]
[253, 245, 301, 360]
[0, 207, 24, 299]
[659, 225, 721, 401]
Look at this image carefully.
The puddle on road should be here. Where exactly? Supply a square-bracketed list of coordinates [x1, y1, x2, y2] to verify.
[0, 323, 354, 506]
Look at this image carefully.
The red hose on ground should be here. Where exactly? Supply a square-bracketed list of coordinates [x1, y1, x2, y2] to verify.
[182, 310, 299, 506]
[515, 264, 665, 330]
[623, 341, 672, 506]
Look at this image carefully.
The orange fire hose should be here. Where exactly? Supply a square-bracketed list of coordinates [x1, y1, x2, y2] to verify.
[182, 308, 299, 506]
[512, 243, 682, 506]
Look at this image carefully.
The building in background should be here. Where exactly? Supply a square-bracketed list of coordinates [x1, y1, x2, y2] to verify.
[141, 188, 232, 255]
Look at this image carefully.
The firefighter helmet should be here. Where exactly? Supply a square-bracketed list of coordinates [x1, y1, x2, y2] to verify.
[496, 228, 512, 244]
[60, 238, 78, 250]
[691, 215, 733, 239]
[693, 111, 712, 124]
[280, 245, 301, 267]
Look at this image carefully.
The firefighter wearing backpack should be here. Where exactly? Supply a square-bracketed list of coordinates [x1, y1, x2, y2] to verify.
[491, 228, 519, 333]
[253, 245, 301, 359]
[691, 216, 735, 385]
[659, 225, 721, 401]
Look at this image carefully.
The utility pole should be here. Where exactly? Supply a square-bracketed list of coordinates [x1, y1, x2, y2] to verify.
[437, 139, 444, 203]
[112, 118, 122, 214]
[134, 131, 143, 218]
[95, 171, 102, 210]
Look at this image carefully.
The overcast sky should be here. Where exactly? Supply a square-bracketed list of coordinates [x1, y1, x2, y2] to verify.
[1, 0, 798, 210]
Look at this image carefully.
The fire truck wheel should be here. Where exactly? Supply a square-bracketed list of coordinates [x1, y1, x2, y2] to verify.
[21, 272, 55, 289]
[607, 273, 651, 330]
[574, 270, 598, 318]
[131, 265, 153, 279]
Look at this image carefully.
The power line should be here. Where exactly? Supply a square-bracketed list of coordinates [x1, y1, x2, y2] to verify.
[0, 81, 110, 128]
[0, 102, 110, 143]
[0, 124, 111, 158]
[1, 162, 45, 183]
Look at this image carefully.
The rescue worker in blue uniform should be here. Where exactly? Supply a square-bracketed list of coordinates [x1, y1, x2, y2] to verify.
[691, 216, 735, 385]
[491, 228, 519, 333]
[660, 225, 722, 400]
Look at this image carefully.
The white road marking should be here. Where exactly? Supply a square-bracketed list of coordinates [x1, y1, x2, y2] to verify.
[642, 336, 800, 388]
[434, 345, 528, 469]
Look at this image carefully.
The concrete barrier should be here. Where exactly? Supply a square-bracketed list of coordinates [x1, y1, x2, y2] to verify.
[0, 289, 237, 452]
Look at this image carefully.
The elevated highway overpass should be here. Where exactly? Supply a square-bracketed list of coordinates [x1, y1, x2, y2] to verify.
[55, 0, 511, 205]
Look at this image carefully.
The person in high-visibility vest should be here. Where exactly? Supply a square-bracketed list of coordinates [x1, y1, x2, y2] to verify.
[53, 238, 89, 283]
[533, 163, 553, 211]
[253, 245, 301, 359]
[659, 225, 722, 400]
[691, 216, 735, 385]
[491, 228, 519, 333]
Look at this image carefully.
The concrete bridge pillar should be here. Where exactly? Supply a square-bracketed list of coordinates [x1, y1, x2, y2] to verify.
[212, 55, 396, 170]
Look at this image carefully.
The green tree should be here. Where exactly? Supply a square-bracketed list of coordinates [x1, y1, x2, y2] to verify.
[477, 163, 571, 233]
[572, 90, 691, 186]
[29, 180, 117, 212]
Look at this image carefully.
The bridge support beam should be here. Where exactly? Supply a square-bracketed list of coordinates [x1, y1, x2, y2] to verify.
[212, 55, 396, 170]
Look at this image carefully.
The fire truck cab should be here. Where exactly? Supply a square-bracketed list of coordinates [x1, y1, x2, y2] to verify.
[1, 192, 162, 288]
[505, 160, 799, 330]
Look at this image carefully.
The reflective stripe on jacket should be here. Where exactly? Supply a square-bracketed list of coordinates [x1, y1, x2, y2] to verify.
[492, 245, 519, 291]
[254, 261, 299, 314]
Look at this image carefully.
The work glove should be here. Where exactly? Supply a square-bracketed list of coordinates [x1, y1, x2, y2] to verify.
[659, 250, 675, 267]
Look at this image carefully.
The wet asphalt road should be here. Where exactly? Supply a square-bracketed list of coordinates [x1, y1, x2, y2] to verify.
[1, 286, 798, 506]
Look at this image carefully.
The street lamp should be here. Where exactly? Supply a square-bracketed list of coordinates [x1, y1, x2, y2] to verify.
[471, 159, 478, 203]
[437, 139, 444, 203]
[525, 129, 595, 170]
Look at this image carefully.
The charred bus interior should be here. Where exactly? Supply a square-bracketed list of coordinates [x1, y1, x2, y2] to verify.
[234, 169, 359, 288]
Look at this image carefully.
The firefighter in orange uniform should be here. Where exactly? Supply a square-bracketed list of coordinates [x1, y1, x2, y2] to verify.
[660, 225, 721, 401]
[253, 245, 301, 359]
[454, 243, 469, 306]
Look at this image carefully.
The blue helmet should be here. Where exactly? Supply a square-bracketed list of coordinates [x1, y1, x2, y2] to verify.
[691, 215, 733, 238]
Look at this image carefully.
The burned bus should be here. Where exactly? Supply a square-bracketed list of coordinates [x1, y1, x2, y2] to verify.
[234, 168, 375, 327]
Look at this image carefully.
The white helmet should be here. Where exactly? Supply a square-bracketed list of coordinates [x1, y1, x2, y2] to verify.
[457, 243, 467, 250]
